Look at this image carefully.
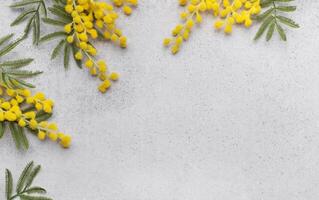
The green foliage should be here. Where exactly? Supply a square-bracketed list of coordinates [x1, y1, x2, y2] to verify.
[41, 2, 83, 69]
[4, 161, 53, 200]
[0, 34, 41, 89]
[10, 0, 48, 45]
[1, 109, 53, 151]
[254, 0, 299, 41]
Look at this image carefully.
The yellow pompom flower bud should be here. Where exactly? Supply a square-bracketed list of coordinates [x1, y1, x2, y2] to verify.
[235, 14, 244, 23]
[6, 89, 15, 96]
[180, 12, 188, 20]
[34, 92, 45, 101]
[97, 60, 107, 72]
[89, 29, 98, 39]
[85, 59, 94, 68]
[64, 24, 72, 33]
[4, 111, 16, 121]
[79, 42, 88, 50]
[233, 0, 242, 10]
[183, 30, 190, 40]
[179, 0, 187, 6]
[115, 29, 122, 37]
[22, 89, 31, 97]
[49, 132, 58, 141]
[186, 20, 194, 29]
[75, 5, 84, 13]
[48, 123, 58, 131]
[99, 73, 107, 81]
[65, 5, 73, 13]
[102, 79, 112, 89]
[39, 121, 48, 128]
[26, 97, 34, 104]
[109, 72, 119, 81]
[119, 36, 127, 48]
[214, 20, 224, 30]
[78, 33, 88, 42]
[171, 45, 179, 55]
[188, 4, 196, 12]
[75, 51, 83, 60]
[212, 3, 219, 11]
[84, 21, 93, 29]
[227, 16, 235, 25]
[103, 15, 113, 24]
[43, 103, 52, 113]
[90, 68, 97, 76]
[74, 15, 82, 23]
[96, 20, 104, 28]
[199, 3, 207, 12]
[111, 34, 118, 42]
[196, 14, 203, 23]
[163, 38, 171, 46]
[35, 103, 42, 111]
[176, 36, 183, 46]
[224, 24, 232, 34]
[245, 1, 252, 9]
[38, 131, 46, 141]
[103, 31, 111, 40]
[60, 134, 72, 148]
[25, 111, 36, 119]
[16, 95, 24, 103]
[128, 0, 138, 6]
[29, 119, 38, 130]
[1, 102, 11, 110]
[123, 6, 132, 15]
[67, 35, 74, 43]
[18, 119, 26, 127]
[245, 17, 252, 27]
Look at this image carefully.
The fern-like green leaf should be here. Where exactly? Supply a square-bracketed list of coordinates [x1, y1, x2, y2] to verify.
[9, 122, 22, 149]
[10, 0, 42, 8]
[20, 194, 53, 200]
[11, 9, 37, 26]
[0, 58, 34, 68]
[40, 32, 66, 43]
[51, 40, 65, 60]
[64, 43, 71, 69]
[277, 15, 299, 28]
[16, 161, 34, 193]
[0, 34, 14, 46]
[25, 187, 46, 194]
[0, 37, 24, 58]
[42, 18, 66, 26]
[254, 15, 274, 40]
[254, 0, 298, 41]
[9, 122, 29, 150]
[266, 21, 276, 41]
[10, 0, 47, 44]
[35, 112, 53, 122]
[24, 165, 41, 189]
[0, 122, 6, 139]
[48, 7, 72, 21]
[276, 23, 287, 41]
[3, 162, 54, 200]
[5, 169, 13, 200]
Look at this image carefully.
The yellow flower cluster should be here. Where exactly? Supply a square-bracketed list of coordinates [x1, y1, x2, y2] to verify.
[164, 0, 261, 54]
[112, 0, 138, 15]
[64, 0, 124, 93]
[0, 87, 71, 148]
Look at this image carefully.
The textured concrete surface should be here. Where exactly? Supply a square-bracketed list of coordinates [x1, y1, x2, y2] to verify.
[0, 0, 319, 199]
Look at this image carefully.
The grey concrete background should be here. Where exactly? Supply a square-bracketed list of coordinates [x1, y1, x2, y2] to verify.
[0, 0, 319, 199]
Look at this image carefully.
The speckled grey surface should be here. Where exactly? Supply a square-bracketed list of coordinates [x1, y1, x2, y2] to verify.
[0, 0, 319, 199]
